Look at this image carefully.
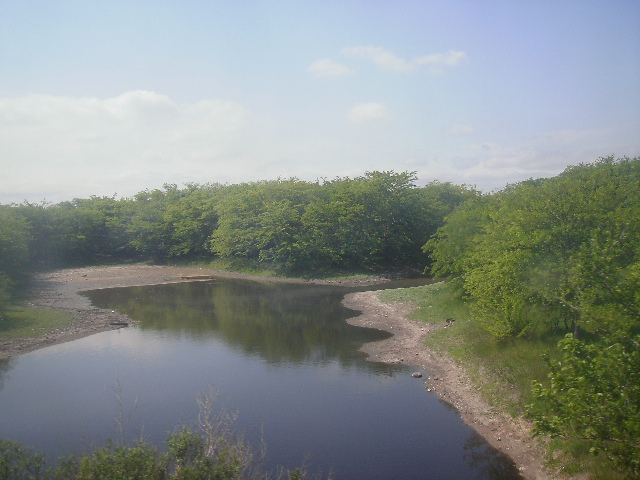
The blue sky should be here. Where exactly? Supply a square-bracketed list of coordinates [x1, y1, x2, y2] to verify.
[1, 1, 638, 203]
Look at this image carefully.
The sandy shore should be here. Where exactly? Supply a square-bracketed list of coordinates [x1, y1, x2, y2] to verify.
[2, 265, 555, 480]
[344, 291, 555, 480]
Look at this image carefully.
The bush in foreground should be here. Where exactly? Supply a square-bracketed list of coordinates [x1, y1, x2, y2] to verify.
[528, 333, 640, 476]
[0, 432, 313, 480]
[0, 389, 320, 480]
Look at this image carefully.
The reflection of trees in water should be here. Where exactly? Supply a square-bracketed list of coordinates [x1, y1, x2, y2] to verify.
[437, 396, 461, 415]
[83, 280, 399, 375]
[434, 397, 523, 480]
[463, 432, 524, 480]
[0, 357, 14, 392]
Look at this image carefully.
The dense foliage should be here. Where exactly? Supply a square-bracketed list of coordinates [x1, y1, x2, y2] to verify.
[426, 156, 640, 339]
[0, 387, 314, 480]
[0, 207, 32, 314]
[0, 429, 302, 480]
[528, 333, 640, 475]
[426, 156, 640, 474]
[0, 171, 472, 311]
[211, 172, 468, 273]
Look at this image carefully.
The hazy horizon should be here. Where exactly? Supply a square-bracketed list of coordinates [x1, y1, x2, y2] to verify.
[2, 1, 638, 204]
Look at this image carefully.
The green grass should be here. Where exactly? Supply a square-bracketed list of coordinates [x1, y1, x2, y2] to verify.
[380, 281, 636, 479]
[380, 280, 468, 323]
[174, 257, 388, 282]
[180, 258, 278, 277]
[0, 307, 76, 341]
[380, 281, 557, 415]
[173, 258, 281, 278]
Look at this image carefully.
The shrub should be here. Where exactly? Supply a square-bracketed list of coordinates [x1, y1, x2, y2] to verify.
[528, 333, 640, 475]
[0, 439, 48, 480]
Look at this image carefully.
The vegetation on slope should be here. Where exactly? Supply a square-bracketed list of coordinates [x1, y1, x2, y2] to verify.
[422, 156, 640, 477]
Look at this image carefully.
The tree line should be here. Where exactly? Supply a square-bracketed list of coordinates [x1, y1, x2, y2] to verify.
[0, 171, 474, 312]
[426, 156, 639, 474]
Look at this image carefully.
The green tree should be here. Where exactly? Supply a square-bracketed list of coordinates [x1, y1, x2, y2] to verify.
[296, 179, 369, 271]
[210, 179, 316, 269]
[528, 333, 640, 475]
[116, 185, 188, 262]
[12, 202, 57, 267]
[426, 156, 640, 338]
[0, 439, 47, 480]
[0, 207, 32, 312]
[47, 196, 128, 265]
[211, 171, 473, 274]
[0, 207, 31, 276]
[163, 184, 222, 259]
[423, 193, 488, 280]
[297, 171, 460, 273]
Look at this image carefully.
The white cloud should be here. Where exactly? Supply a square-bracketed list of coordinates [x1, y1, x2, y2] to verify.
[403, 126, 639, 193]
[346, 103, 392, 124]
[0, 92, 409, 203]
[341, 46, 466, 74]
[0, 91, 249, 202]
[103, 90, 176, 119]
[415, 50, 467, 73]
[307, 58, 355, 78]
[449, 128, 637, 190]
[341, 46, 414, 73]
[1, 91, 634, 203]
[447, 124, 475, 136]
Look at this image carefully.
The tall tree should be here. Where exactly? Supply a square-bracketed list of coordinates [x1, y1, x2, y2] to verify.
[163, 183, 222, 258]
[426, 156, 640, 338]
[0, 207, 32, 312]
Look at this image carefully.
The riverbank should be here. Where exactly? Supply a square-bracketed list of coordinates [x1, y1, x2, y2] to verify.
[0, 265, 390, 359]
[2, 265, 554, 480]
[344, 290, 555, 480]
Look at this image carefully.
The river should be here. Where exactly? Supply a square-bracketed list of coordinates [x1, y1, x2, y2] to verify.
[0, 277, 522, 479]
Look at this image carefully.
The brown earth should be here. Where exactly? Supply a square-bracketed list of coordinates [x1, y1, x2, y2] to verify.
[1, 265, 558, 480]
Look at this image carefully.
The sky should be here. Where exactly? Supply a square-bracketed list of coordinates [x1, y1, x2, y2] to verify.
[1, 1, 639, 204]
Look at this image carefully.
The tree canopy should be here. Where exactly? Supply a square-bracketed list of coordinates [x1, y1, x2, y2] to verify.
[426, 156, 640, 339]
[425, 156, 640, 474]
[0, 171, 473, 298]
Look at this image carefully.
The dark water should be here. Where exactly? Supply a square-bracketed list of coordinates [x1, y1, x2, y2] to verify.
[0, 278, 522, 479]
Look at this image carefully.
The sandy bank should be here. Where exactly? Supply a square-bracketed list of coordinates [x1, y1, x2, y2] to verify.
[344, 290, 555, 480]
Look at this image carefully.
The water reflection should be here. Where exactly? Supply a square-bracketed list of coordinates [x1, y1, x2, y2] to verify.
[464, 432, 523, 479]
[84, 280, 393, 369]
[0, 357, 12, 391]
[0, 278, 524, 479]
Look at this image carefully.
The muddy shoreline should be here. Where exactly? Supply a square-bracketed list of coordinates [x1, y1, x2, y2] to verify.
[1, 265, 554, 480]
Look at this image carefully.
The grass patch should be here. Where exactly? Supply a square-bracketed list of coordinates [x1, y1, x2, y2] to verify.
[380, 281, 635, 479]
[0, 307, 76, 341]
[380, 280, 467, 323]
[176, 258, 281, 278]
[380, 282, 556, 415]
[174, 258, 387, 282]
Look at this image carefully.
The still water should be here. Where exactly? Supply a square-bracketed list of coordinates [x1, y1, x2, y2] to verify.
[0, 278, 522, 479]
